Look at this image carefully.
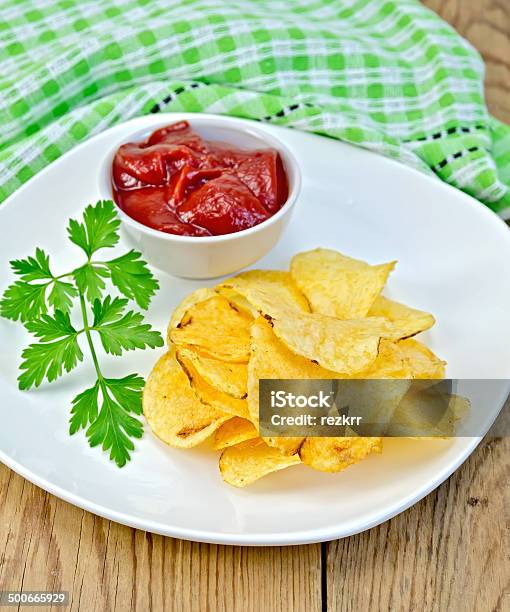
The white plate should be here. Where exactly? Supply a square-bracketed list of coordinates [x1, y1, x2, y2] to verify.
[1, 113, 509, 546]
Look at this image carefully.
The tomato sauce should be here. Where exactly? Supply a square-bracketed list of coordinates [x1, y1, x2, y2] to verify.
[112, 121, 288, 237]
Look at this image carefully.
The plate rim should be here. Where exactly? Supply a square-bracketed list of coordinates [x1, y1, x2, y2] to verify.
[1, 112, 510, 545]
[0, 435, 489, 545]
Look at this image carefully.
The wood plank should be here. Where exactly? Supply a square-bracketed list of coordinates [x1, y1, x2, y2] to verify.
[326, 435, 510, 611]
[422, 0, 510, 123]
[0, 464, 322, 612]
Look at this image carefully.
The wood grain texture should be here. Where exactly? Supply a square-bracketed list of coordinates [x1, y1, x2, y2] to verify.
[326, 436, 510, 612]
[422, 0, 510, 123]
[0, 465, 321, 611]
[1, 3, 510, 611]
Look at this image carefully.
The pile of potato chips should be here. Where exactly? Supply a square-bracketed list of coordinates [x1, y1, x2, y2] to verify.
[143, 248, 448, 487]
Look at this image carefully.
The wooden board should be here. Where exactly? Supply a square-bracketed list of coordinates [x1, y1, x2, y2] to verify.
[0, 465, 322, 611]
[326, 435, 510, 611]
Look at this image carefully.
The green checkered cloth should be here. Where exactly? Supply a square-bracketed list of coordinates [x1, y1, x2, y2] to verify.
[2, 0, 510, 216]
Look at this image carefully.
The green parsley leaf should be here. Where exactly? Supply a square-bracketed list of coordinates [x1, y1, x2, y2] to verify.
[5, 199, 163, 468]
[86, 388, 143, 467]
[103, 374, 144, 415]
[104, 250, 159, 310]
[96, 310, 163, 355]
[70, 381, 100, 434]
[92, 298, 163, 356]
[92, 295, 128, 326]
[73, 263, 109, 302]
[67, 200, 120, 257]
[24, 310, 79, 341]
[0, 281, 48, 322]
[48, 280, 78, 313]
[11, 248, 53, 281]
[18, 334, 84, 390]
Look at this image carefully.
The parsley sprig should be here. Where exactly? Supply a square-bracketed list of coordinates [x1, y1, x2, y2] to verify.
[0, 200, 164, 467]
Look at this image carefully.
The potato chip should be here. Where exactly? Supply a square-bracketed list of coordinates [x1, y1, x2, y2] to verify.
[219, 438, 301, 487]
[353, 340, 412, 378]
[368, 296, 435, 339]
[176, 346, 248, 398]
[168, 287, 217, 333]
[177, 350, 250, 419]
[220, 269, 310, 315]
[299, 436, 382, 472]
[390, 387, 469, 436]
[271, 311, 394, 374]
[335, 379, 411, 435]
[398, 338, 446, 379]
[220, 274, 394, 374]
[290, 249, 395, 318]
[143, 351, 229, 448]
[152, 247, 451, 487]
[248, 318, 339, 390]
[248, 317, 338, 454]
[442, 395, 470, 430]
[212, 417, 258, 450]
[215, 286, 259, 317]
[259, 436, 304, 455]
[169, 295, 252, 362]
[249, 317, 338, 394]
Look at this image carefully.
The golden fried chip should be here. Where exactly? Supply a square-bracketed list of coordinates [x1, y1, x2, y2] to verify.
[219, 274, 394, 374]
[335, 379, 411, 435]
[290, 249, 395, 318]
[176, 347, 248, 398]
[219, 439, 301, 487]
[158, 247, 447, 487]
[353, 340, 412, 378]
[398, 338, 446, 379]
[390, 388, 469, 437]
[220, 269, 310, 315]
[168, 287, 217, 333]
[299, 436, 382, 472]
[143, 351, 229, 448]
[441, 395, 470, 431]
[169, 295, 252, 362]
[249, 317, 338, 394]
[271, 311, 394, 374]
[248, 317, 339, 454]
[212, 417, 258, 450]
[260, 437, 304, 455]
[177, 350, 250, 419]
[215, 286, 259, 317]
[368, 295, 435, 339]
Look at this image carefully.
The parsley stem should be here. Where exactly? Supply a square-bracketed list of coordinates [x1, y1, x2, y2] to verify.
[79, 292, 103, 382]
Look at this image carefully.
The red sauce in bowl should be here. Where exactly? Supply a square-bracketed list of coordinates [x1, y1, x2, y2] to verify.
[111, 121, 289, 237]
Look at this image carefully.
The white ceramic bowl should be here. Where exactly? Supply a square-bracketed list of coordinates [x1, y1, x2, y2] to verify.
[99, 116, 301, 279]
